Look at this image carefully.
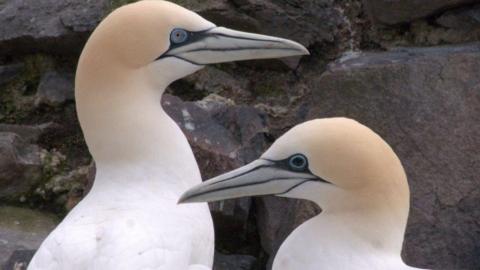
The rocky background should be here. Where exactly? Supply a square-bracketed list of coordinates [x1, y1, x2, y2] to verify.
[0, 0, 479, 269]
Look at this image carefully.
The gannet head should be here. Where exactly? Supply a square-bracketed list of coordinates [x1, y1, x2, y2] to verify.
[179, 118, 409, 214]
[77, 0, 308, 89]
[75, 0, 308, 164]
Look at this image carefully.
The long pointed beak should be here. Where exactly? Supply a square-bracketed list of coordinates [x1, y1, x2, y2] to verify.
[161, 27, 309, 65]
[178, 159, 319, 204]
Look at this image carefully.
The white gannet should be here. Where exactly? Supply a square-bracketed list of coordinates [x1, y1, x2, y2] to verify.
[180, 118, 427, 270]
[27, 1, 308, 269]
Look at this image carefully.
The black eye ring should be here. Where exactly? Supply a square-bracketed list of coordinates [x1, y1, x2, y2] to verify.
[288, 154, 308, 171]
[170, 28, 188, 44]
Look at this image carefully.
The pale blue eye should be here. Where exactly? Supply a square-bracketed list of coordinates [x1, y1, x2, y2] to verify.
[170, 29, 188, 44]
[288, 154, 308, 171]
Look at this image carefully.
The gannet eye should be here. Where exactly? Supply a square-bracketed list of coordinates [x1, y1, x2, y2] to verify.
[170, 29, 189, 44]
[288, 154, 308, 171]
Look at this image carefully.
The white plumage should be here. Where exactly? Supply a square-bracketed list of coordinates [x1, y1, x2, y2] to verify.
[28, 1, 308, 269]
[180, 118, 428, 270]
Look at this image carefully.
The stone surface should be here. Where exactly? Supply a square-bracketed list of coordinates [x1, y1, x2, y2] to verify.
[0, 0, 479, 269]
[214, 252, 258, 270]
[0, 64, 23, 86]
[301, 43, 480, 269]
[3, 250, 35, 270]
[174, 66, 251, 102]
[363, 0, 479, 24]
[34, 71, 74, 107]
[163, 94, 269, 179]
[181, 0, 344, 55]
[0, 0, 108, 55]
[0, 133, 43, 200]
[255, 197, 320, 267]
[436, 4, 480, 29]
[0, 123, 58, 143]
[36, 163, 95, 211]
[0, 206, 58, 268]
[163, 94, 268, 252]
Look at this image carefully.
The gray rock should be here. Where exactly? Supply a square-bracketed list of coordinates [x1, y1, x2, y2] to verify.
[0, 133, 43, 200]
[0, 122, 58, 143]
[0, 64, 22, 86]
[214, 252, 258, 270]
[182, 0, 343, 66]
[34, 71, 74, 107]
[255, 197, 320, 267]
[436, 4, 480, 29]
[219, 0, 343, 48]
[3, 250, 35, 270]
[39, 163, 95, 211]
[363, 0, 479, 25]
[163, 94, 268, 252]
[302, 43, 480, 269]
[0, 206, 58, 267]
[163, 94, 269, 179]
[177, 66, 251, 101]
[0, 0, 108, 56]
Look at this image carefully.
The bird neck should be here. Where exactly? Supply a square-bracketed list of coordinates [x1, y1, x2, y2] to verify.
[75, 64, 201, 190]
[292, 181, 410, 256]
[320, 194, 409, 255]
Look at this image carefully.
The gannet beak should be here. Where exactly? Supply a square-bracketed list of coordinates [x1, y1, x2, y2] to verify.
[158, 27, 309, 65]
[179, 159, 324, 204]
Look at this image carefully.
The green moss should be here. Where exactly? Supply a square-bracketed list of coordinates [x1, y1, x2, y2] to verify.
[23, 55, 54, 87]
[0, 54, 54, 123]
[168, 79, 208, 101]
[0, 206, 58, 232]
[9, 150, 71, 216]
[252, 81, 282, 97]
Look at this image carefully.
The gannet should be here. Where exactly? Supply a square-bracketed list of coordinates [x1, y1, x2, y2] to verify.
[180, 118, 427, 270]
[27, 1, 308, 269]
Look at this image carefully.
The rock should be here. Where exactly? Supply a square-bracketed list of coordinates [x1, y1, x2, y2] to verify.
[37, 163, 95, 211]
[255, 197, 320, 267]
[0, 64, 22, 86]
[0, 206, 58, 267]
[0, 133, 43, 200]
[173, 66, 251, 102]
[0, 0, 108, 56]
[222, 0, 343, 48]
[163, 94, 269, 179]
[436, 4, 480, 29]
[163, 94, 268, 252]
[3, 250, 35, 270]
[34, 71, 74, 107]
[214, 252, 258, 270]
[0, 122, 59, 143]
[363, 0, 479, 24]
[181, 0, 344, 67]
[302, 43, 480, 269]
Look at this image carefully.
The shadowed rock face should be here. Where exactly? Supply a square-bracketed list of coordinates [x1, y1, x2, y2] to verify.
[0, 0, 479, 269]
[363, 0, 479, 25]
[0, 0, 108, 55]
